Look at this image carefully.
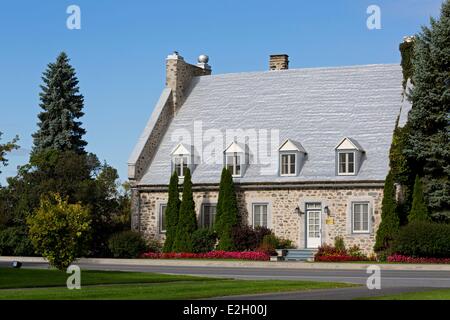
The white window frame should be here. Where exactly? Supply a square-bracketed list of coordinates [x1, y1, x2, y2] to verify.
[201, 203, 217, 228]
[159, 203, 167, 234]
[252, 203, 269, 228]
[280, 153, 297, 176]
[338, 151, 356, 176]
[173, 155, 189, 178]
[226, 152, 242, 177]
[352, 202, 370, 234]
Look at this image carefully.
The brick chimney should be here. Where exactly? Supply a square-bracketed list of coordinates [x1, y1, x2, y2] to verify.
[166, 52, 211, 114]
[269, 54, 289, 71]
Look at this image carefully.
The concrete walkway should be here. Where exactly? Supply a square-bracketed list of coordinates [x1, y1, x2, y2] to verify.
[1, 256, 450, 271]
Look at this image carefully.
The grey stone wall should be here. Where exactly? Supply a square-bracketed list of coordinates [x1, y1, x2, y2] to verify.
[137, 186, 383, 255]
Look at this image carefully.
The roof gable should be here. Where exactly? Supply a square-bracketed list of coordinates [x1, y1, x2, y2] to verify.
[335, 137, 364, 151]
[279, 139, 306, 153]
[224, 141, 245, 154]
[171, 143, 191, 155]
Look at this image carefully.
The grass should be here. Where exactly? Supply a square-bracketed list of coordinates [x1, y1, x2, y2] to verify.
[367, 289, 450, 300]
[0, 267, 354, 300]
[0, 268, 215, 289]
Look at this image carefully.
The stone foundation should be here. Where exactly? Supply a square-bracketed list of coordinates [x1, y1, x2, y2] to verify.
[136, 186, 383, 255]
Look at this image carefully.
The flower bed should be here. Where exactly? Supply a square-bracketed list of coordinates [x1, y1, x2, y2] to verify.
[141, 250, 270, 261]
[314, 243, 375, 262]
[387, 254, 450, 264]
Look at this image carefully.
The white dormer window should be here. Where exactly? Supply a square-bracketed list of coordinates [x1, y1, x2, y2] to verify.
[174, 156, 189, 177]
[338, 152, 355, 175]
[171, 143, 192, 178]
[226, 153, 241, 176]
[335, 137, 364, 176]
[224, 142, 245, 177]
[278, 139, 306, 177]
[281, 154, 296, 175]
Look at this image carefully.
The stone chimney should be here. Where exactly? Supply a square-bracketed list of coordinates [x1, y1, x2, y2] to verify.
[166, 52, 212, 114]
[269, 54, 289, 71]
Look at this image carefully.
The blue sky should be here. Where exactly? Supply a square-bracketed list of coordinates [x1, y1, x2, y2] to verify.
[0, 0, 444, 185]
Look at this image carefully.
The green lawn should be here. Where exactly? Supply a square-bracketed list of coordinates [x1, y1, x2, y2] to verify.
[368, 289, 450, 300]
[0, 268, 354, 300]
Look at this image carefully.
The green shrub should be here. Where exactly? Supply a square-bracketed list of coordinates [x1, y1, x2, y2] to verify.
[231, 225, 273, 251]
[334, 236, 346, 252]
[348, 245, 364, 258]
[392, 221, 450, 258]
[108, 230, 148, 258]
[27, 193, 91, 270]
[0, 226, 35, 256]
[258, 234, 295, 254]
[277, 238, 295, 249]
[191, 228, 217, 253]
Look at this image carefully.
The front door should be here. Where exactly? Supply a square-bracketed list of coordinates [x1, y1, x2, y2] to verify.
[306, 203, 322, 248]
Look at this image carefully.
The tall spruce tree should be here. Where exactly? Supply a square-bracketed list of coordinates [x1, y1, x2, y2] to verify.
[163, 172, 180, 253]
[374, 172, 400, 252]
[408, 175, 430, 222]
[405, 0, 450, 214]
[32, 52, 87, 154]
[173, 168, 197, 253]
[215, 168, 239, 251]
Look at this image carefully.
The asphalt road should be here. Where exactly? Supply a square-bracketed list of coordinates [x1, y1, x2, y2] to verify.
[2, 261, 449, 299]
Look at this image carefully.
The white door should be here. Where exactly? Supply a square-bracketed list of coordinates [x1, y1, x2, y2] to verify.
[306, 204, 322, 248]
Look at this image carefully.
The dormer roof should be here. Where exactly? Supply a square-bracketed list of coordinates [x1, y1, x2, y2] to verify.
[278, 139, 307, 153]
[224, 141, 245, 154]
[335, 137, 364, 151]
[171, 143, 191, 156]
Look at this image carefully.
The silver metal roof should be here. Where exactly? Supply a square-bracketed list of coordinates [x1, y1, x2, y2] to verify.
[136, 64, 410, 186]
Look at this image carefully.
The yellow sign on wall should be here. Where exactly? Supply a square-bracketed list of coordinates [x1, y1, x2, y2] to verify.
[325, 218, 335, 225]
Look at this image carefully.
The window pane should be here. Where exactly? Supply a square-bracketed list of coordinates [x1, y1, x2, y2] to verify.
[174, 157, 182, 176]
[182, 157, 188, 176]
[289, 154, 295, 174]
[160, 205, 167, 232]
[235, 155, 241, 175]
[253, 205, 268, 227]
[226, 155, 234, 173]
[262, 205, 268, 227]
[339, 153, 347, 173]
[347, 153, 355, 173]
[281, 155, 288, 174]
[210, 206, 216, 226]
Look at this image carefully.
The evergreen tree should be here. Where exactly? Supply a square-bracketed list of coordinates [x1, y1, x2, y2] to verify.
[173, 168, 197, 252]
[405, 1, 450, 214]
[32, 52, 87, 154]
[214, 168, 227, 236]
[163, 172, 180, 253]
[374, 172, 400, 252]
[215, 168, 239, 251]
[0, 132, 19, 176]
[408, 175, 430, 222]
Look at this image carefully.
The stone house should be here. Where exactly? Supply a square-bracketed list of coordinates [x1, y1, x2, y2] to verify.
[128, 52, 411, 254]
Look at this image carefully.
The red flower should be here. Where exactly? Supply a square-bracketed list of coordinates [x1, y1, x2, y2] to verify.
[140, 250, 270, 261]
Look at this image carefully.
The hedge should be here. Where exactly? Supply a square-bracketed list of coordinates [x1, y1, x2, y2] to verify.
[392, 221, 450, 258]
